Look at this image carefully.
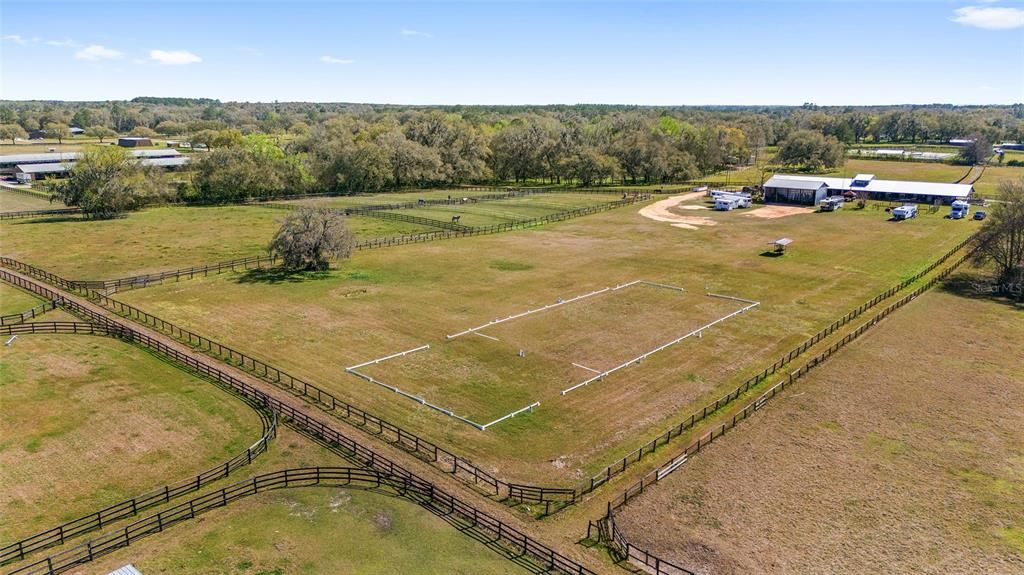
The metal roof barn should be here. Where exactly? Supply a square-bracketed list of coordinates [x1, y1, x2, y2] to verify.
[764, 173, 973, 204]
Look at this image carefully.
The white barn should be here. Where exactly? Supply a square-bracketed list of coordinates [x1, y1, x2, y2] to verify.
[763, 173, 974, 206]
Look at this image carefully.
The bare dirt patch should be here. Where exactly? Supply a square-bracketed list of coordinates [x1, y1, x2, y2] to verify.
[639, 195, 718, 229]
[743, 205, 815, 219]
[616, 290, 1024, 575]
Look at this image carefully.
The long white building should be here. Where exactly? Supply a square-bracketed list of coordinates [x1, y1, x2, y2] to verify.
[763, 173, 974, 206]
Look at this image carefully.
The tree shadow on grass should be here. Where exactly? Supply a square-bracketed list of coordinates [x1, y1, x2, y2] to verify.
[235, 266, 332, 285]
[939, 271, 1024, 310]
[10, 216, 89, 225]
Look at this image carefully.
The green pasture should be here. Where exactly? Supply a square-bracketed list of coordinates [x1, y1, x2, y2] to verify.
[0, 334, 264, 539]
[0, 282, 43, 315]
[115, 196, 976, 485]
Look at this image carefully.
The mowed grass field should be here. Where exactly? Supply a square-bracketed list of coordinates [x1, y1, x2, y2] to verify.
[0, 190, 66, 213]
[75, 487, 525, 575]
[0, 282, 42, 315]
[6, 422, 527, 575]
[113, 197, 976, 484]
[0, 194, 621, 279]
[357, 285, 744, 423]
[614, 287, 1024, 575]
[0, 335, 264, 540]
[0, 206, 440, 279]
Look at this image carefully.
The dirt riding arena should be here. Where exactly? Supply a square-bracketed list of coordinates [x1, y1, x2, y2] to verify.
[614, 289, 1024, 575]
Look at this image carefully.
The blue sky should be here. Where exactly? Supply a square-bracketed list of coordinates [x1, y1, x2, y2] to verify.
[1, 1, 1022, 105]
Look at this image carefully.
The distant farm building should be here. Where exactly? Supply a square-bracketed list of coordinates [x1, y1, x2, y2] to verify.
[763, 173, 973, 206]
[117, 137, 153, 147]
[3, 149, 188, 181]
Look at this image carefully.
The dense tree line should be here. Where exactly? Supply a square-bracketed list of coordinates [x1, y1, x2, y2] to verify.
[2, 101, 1021, 202]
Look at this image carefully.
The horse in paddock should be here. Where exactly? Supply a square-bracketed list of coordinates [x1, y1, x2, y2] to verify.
[451, 215, 461, 224]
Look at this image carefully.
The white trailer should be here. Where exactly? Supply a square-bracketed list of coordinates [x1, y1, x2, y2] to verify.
[713, 191, 751, 210]
[892, 204, 918, 220]
[950, 200, 970, 220]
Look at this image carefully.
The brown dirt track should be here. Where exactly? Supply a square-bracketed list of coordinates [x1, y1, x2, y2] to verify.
[615, 287, 1024, 575]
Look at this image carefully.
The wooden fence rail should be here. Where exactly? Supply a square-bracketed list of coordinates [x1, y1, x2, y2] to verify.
[0, 406, 276, 565]
[572, 233, 977, 500]
[0, 300, 59, 326]
[0, 208, 82, 221]
[588, 243, 977, 574]
[0, 231, 977, 515]
[0, 301, 593, 575]
[6, 466, 594, 575]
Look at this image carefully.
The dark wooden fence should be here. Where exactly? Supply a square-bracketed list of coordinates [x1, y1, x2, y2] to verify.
[360, 209, 473, 231]
[569, 233, 978, 500]
[0, 300, 59, 326]
[0, 231, 977, 516]
[0, 208, 82, 221]
[0, 401, 276, 565]
[0, 291, 593, 575]
[7, 467, 595, 575]
[587, 244, 977, 574]
[351, 194, 651, 252]
[1, 193, 648, 298]
[0, 255, 278, 295]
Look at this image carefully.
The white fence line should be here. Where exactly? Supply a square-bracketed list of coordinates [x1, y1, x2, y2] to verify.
[657, 453, 688, 480]
[444, 278, 677, 340]
[572, 362, 602, 374]
[345, 344, 430, 370]
[706, 292, 759, 305]
[639, 280, 686, 292]
[561, 297, 760, 395]
[344, 366, 540, 431]
[445, 287, 612, 339]
[479, 402, 541, 430]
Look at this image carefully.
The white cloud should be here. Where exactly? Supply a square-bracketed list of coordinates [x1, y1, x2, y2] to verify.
[400, 28, 433, 38]
[951, 6, 1024, 29]
[74, 44, 123, 60]
[320, 55, 354, 65]
[149, 49, 202, 65]
[46, 38, 80, 48]
[2, 34, 26, 45]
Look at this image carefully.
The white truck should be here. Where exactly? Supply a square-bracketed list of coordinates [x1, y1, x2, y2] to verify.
[950, 200, 970, 220]
[892, 204, 918, 220]
[819, 196, 844, 212]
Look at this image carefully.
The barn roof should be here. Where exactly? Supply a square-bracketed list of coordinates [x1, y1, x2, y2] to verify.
[15, 163, 71, 174]
[767, 173, 973, 199]
[762, 175, 830, 191]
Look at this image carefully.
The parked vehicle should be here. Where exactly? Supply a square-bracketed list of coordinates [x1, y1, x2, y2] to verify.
[820, 197, 843, 212]
[892, 204, 918, 220]
[950, 200, 970, 219]
[714, 194, 752, 211]
[973, 210, 987, 221]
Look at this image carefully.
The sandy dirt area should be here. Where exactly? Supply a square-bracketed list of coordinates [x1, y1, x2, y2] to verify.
[615, 290, 1024, 575]
[744, 205, 815, 219]
[639, 194, 717, 229]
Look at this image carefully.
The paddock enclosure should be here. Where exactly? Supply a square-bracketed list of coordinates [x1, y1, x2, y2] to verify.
[109, 194, 977, 485]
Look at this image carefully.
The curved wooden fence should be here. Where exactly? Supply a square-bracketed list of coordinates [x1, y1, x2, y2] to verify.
[6, 466, 595, 575]
[0, 302, 594, 575]
[0, 382, 277, 565]
[588, 243, 978, 574]
[0, 231, 978, 515]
